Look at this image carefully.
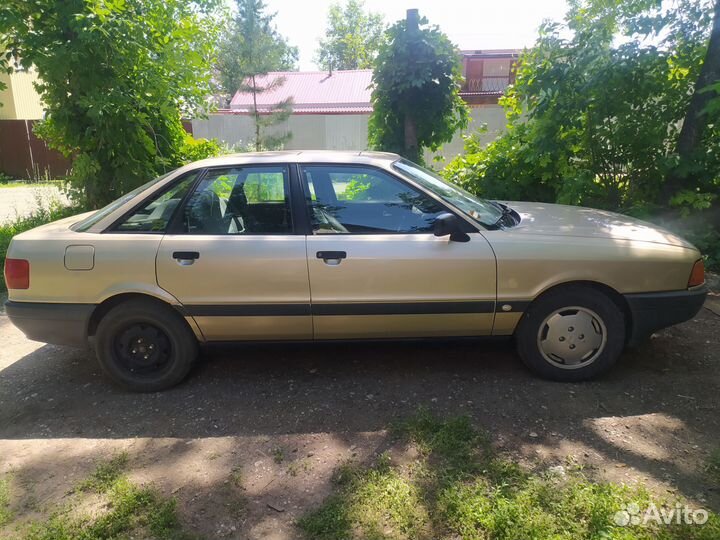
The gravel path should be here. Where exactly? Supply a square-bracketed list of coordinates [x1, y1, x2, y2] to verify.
[0, 300, 718, 539]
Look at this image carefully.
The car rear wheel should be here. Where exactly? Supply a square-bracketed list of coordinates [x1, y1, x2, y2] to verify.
[95, 299, 198, 391]
[515, 286, 625, 381]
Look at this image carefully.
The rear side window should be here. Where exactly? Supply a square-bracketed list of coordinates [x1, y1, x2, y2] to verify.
[73, 170, 176, 232]
[113, 173, 198, 232]
[181, 166, 292, 235]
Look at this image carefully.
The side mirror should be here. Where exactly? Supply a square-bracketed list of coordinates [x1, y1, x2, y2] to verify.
[433, 212, 470, 242]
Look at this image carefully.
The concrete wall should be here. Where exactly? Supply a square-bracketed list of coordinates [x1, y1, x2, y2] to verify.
[191, 104, 507, 164]
[425, 104, 507, 165]
[191, 113, 371, 152]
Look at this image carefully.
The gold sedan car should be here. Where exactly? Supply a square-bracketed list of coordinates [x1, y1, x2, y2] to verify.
[4, 151, 707, 391]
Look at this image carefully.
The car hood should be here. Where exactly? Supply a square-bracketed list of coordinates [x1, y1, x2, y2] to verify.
[502, 201, 695, 249]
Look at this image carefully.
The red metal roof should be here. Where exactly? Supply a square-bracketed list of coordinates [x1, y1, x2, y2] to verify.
[229, 70, 373, 114]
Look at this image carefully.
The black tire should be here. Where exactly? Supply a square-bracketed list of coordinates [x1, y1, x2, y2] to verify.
[515, 286, 625, 382]
[95, 299, 198, 392]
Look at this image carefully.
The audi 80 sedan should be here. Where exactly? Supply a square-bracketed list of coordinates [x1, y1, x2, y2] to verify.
[3, 151, 707, 391]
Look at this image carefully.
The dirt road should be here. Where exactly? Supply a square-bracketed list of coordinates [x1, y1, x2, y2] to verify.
[0, 300, 719, 539]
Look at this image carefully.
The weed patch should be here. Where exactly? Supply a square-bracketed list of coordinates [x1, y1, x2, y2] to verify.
[18, 454, 193, 540]
[299, 410, 720, 540]
[76, 452, 129, 493]
[0, 475, 11, 527]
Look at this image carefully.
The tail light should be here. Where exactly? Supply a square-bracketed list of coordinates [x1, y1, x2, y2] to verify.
[688, 259, 705, 288]
[4, 258, 30, 289]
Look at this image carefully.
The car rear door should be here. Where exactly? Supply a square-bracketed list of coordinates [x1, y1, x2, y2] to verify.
[155, 164, 312, 341]
[300, 164, 497, 339]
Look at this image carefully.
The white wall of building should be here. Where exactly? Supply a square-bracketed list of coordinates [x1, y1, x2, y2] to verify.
[0, 69, 45, 120]
[190, 104, 507, 164]
[426, 104, 507, 165]
[191, 113, 370, 151]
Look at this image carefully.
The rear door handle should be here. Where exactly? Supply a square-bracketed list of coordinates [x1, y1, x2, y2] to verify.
[316, 251, 347, 265]
[173, 251, 200, 266]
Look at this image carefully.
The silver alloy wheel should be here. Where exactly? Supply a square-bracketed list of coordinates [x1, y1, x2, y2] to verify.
[537, 306, 608, 369]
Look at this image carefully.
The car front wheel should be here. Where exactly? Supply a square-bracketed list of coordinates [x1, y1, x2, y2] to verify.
[515, 286, 626, 381]
[95, 299, 198, 391]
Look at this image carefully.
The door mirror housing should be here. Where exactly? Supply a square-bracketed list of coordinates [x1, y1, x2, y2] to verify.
[434, 213, 470, 242]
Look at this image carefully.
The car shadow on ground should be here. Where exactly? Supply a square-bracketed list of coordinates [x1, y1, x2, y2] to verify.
[1, 309, 719, 535]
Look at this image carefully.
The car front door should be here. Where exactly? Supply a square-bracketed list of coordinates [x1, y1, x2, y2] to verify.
[300, 164, 497, 339]
[154, 164, 312, 341]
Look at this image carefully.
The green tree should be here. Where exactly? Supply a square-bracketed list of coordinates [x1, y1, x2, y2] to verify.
[216, 0, 298, 150]
[444, 0, 720, 265]
[368, 10, 468, 164]
[0, 0, 221, 208]
[245, 74, 294, 151]
[316, 0, 386, 71]
[216, 0, 297, 99]
[663, 0, 720, 203]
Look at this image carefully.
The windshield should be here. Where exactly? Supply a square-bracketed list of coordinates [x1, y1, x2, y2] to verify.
[392, 159, 504, 227]
[71, 171, 176, 232]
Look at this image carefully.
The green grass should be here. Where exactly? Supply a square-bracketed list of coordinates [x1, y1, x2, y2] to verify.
[298, 410, 720, 540]
[0, 182, 64, 189]
[75, 453, 129, 493]
[0, 475, 11, 527]
[1, 202, 83, 292]
[273, 447, 285, 464]
[14, 454, 194, 540]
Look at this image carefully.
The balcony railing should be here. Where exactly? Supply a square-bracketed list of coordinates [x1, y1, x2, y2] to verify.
[463, 76, 511, 94]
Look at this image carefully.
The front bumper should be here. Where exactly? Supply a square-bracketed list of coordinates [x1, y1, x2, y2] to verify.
[624, 285, 708, 344]
[4, 301, 95, 348]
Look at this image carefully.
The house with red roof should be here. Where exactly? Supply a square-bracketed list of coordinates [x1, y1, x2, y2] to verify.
[229, 70, 373, 115]
[189, 50, 519, 162]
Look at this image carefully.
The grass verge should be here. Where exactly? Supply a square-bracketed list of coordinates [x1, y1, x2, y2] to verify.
[13, 453, 193, 540]
[298, 410, 720, 540]
[0, 475, 11, 527]
[0, 182, 65, 189]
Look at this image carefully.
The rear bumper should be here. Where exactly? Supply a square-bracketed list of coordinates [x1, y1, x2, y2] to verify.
[624, 285, 708, 345]
[4, 300, 94, 348]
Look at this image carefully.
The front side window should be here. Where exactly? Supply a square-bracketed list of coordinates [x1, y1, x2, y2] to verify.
[182, 166, 292, 235]
[301, 165, 446, 234]
[393, 159, 504, 228]
[114, 172, 197, 232]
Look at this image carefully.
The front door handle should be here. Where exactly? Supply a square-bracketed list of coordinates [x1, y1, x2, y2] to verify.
[316, 251, 347, 265]
[173, 251, 200, 266]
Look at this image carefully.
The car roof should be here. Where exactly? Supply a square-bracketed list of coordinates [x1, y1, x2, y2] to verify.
[189, 150, 401, 168]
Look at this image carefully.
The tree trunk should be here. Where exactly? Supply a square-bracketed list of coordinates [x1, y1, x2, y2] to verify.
[251, 74, 261, 151]
[663, 0, 720, 203]
[404, 115, 419, 163]
[403, 9, 420, 163]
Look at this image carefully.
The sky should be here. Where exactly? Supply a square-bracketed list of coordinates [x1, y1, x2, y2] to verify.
[263, 0, 571, 71]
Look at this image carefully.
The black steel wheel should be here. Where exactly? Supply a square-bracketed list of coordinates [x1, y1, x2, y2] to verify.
[96, 299, 198, 391]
